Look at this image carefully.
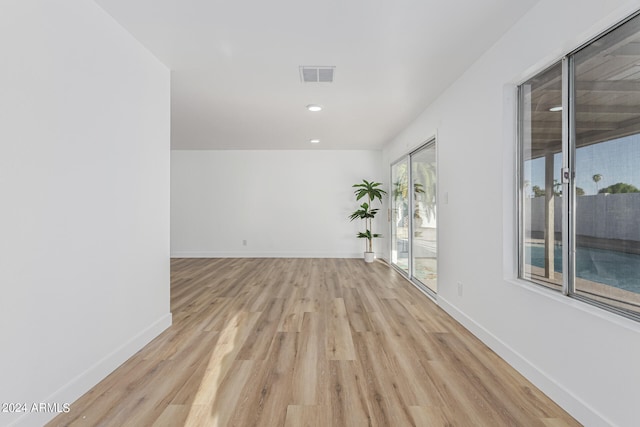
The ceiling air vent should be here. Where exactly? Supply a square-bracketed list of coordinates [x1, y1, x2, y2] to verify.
[300, 66, 335, 83]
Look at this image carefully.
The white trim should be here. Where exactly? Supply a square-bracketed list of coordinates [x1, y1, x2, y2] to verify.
[9, 313, 172, 427]
[502, 83, 519, 282]
[437, 296, 616, 427]
[170, 251, 366, 259]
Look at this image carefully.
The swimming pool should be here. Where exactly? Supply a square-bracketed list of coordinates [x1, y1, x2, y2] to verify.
[525, 244, 640, 294]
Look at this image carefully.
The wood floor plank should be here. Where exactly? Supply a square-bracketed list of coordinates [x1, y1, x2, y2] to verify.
[408, 405, 452, 426]
[183, 360, 254, 427]
[326, 298, 357, 360]
[235, 298, 286, 360]
[46, 258, 580, 427]
[188, 312, 259, 407]
[276, 288, 304, 333]
[342, 288, 374, 332]
[423, 359, 496, 426]
[356, 276, 389, 313]
[292, 312, 327, 406]
[377, 298, 446, 363]
[368, 310, 444, 408]
[151, 404, 189, 427]
[352, 331, 415, 426]
[403, 297, 451, 334]
[541, 418, 576, 427]
[328, 360, 372, 427]
[284, 405, 328, 427]
[227, 332, 298, 426]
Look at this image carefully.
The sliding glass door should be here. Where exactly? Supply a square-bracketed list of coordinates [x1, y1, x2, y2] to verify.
[391, 140, 437, 294]
[411, 143, 437, 292]
[391, 159, 409, 274]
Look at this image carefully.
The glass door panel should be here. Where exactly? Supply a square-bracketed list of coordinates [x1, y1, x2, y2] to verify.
[519, 62, 564, 290]
[411, 143, 437, 292]
[572, 21, 640, 313]
[391, 159, 409, 275]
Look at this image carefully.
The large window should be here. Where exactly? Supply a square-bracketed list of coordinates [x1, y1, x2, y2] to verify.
[519, 13, 640, 319]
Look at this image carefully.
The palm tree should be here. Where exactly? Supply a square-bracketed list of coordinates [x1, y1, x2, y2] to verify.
[349, 180, 387, 253]
[593, 174, 603, 194]
[413, 162, 436, 222]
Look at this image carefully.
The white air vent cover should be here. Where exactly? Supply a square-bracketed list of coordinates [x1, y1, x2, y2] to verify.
[300, 66, 335, 83]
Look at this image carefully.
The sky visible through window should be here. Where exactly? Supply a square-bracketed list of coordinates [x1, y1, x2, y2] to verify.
[524, 134, 640, 196]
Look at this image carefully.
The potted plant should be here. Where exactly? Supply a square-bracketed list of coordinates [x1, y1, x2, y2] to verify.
[349, 179, 387, 262]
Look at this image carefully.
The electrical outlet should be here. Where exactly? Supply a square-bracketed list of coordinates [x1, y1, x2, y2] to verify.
[242, 240, 247, 246]
[457, 281, 463, 296]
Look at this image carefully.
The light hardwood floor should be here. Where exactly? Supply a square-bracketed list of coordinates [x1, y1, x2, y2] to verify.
[48, 258, 580, 426]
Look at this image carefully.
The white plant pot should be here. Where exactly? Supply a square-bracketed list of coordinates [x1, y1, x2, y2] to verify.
[364, 252, 375, 263]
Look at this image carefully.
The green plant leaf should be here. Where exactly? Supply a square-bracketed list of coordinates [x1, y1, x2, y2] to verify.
[350, 179, 387, 252]
[352, 179, 387, 202]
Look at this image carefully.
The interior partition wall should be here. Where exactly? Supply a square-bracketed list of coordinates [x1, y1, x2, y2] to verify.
[390, 139, 437, 295]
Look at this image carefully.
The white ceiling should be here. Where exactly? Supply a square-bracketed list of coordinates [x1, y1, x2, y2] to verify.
[94, 0, 540, 150]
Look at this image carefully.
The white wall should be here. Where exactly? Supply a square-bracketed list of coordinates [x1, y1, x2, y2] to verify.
[0, 2, 171, 426]
[171, 150, 384, 258]
[383, 1, 640, 426]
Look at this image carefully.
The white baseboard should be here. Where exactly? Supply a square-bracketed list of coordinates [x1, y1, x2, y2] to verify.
[170, 251, 366, 259]
[437, 296, 613, 427]
[9, 313, 172, 427]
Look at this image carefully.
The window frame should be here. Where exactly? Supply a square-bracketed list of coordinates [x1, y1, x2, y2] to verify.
[517, 11, 640, 322]
[516, 60, 564, 292]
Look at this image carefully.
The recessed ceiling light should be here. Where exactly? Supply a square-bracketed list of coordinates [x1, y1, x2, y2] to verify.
[306, 104, 322, 112]
[549, 106, 563, 112]
[310, 139, 320, 144]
